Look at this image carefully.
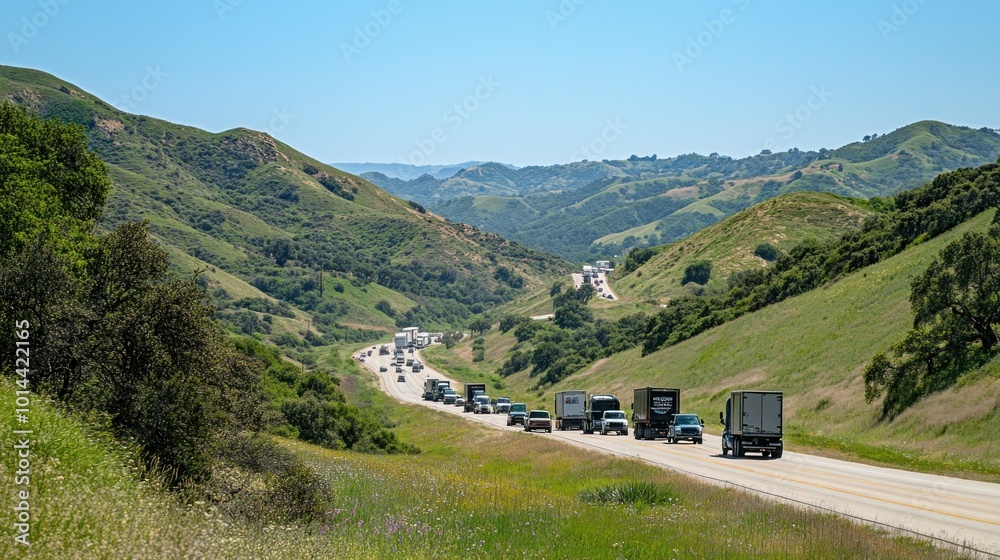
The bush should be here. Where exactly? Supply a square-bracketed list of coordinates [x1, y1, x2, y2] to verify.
[578, 481, 680, 507]
[682, 260, 712, 285]
[754, 243, 780, 262]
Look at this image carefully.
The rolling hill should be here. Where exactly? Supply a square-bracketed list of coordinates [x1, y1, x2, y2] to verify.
[614, 192, 876, 302]
[330, 160, 515, 181]
[394, 123, 1000, 261]
[0, 65, 569, 350]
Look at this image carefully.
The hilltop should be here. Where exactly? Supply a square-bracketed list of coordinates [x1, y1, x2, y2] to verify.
[0, 66, 568, 352]
[615, 192, 875, 302]
[373, 122, 1000, 261]
[331, 160, 516, 181]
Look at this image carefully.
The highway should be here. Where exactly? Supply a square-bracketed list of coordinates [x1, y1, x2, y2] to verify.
[360, 345, 1000, 558]
[571, 270, 618, 301]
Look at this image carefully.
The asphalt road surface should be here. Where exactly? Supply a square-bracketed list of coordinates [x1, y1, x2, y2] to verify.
[571, 271, 618, 301]
[360, 345, 1000, 557]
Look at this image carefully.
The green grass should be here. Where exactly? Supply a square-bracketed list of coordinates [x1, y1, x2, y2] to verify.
[5, 375, 974, 559]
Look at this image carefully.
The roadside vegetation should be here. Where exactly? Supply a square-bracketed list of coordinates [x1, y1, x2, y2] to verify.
[0, 102, 416, 519]
[0, 377, 973, 559]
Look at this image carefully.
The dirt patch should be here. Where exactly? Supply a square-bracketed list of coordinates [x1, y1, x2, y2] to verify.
[92, 116, 124, 138]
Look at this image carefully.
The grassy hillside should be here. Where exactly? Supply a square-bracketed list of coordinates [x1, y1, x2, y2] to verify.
[425, 209, 1000, 478]
[616, 192, 875, 302]
[407, 124, 1000, 261]
[0, 66, 568, 348]
[1, 377, 969, 559]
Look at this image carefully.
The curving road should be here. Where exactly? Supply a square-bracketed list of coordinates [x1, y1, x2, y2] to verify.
[360, 346, 1000, 557]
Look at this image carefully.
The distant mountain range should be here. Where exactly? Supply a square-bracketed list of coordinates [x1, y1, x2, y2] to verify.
[358, 122, 1000, 261]
[330, 161, 518, 181]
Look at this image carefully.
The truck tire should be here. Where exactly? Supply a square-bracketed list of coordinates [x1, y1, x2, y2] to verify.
[622, 429, 628, 436]
[645, 429, 654, 441]
[634, 425, 641, 440]
[772, 448, 783, 459]
[600, 427, 607, 435]
[734, 440, 745, 457]
[696, 438, 703, 445]
[722, 445, 729, 456]
[546, 428, 552, 433]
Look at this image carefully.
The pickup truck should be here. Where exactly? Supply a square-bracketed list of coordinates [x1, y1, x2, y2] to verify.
[600, 410, 629, 436]
[667, 413, 704, 444]
[524, 410, 552, 433]
[506, 403, 527, 426]
[492, 397, 511, 414]
[473, 395, 491, 414]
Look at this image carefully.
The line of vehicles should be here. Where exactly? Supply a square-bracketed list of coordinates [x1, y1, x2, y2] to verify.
[367, 335, 783, 459]
[422, 382, 784, 458]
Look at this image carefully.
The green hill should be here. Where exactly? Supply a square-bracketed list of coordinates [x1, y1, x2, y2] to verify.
[0, 65, 568, 346]
[615, 192, 875, 302]
[402, 124, 1000, 261]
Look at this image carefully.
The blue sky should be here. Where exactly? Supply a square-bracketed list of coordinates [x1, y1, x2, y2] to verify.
[3, 0, 998, 166]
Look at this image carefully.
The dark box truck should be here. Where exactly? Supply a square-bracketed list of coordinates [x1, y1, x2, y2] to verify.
[720, 390, 783, 458]
[582, 394, 620, 434]
[631, 387, 680, 440]
[464, 383, 486, 413]
[423, 378, 439, 401]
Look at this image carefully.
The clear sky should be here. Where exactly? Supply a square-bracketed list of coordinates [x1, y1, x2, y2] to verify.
[3, 0, 998, 167]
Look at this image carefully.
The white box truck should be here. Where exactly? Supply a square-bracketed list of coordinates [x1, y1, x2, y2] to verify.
[554, 390, 586, 430]
[720, 391, 783, 458]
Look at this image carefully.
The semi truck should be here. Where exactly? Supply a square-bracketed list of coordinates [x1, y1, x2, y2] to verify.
[554, 390, 587, 430]
[631, 387, 680, 440]
[423, 378, 439, 401]
[394, 333, 407, 349]
[582, 394, 621, 434]
[720, 390, 783, 458]
[582, 265, 593, 284]
[464, 383, 486, 413]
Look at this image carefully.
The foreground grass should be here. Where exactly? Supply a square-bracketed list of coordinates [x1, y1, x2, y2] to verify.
[0, 377, 974, 559]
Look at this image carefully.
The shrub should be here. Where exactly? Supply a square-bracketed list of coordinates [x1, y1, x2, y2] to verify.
[754, 243, 780, 262]
[682, 260, 712, 285]
[578, 481, 680, 507]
